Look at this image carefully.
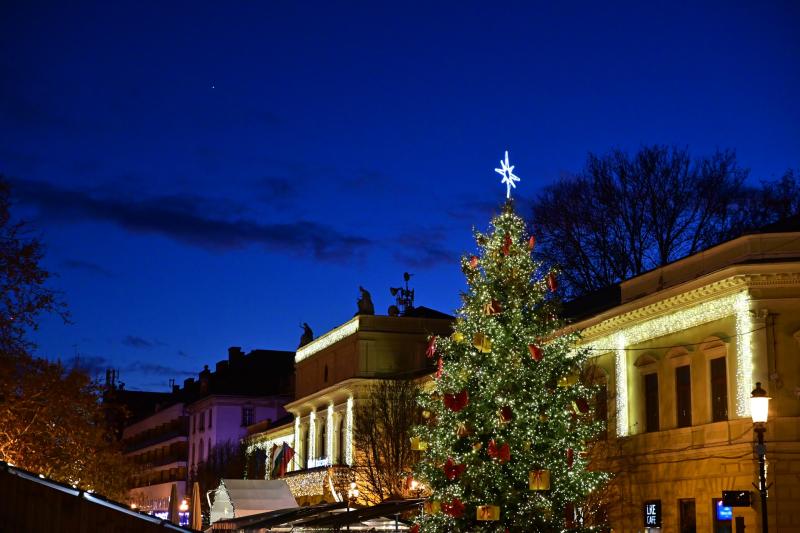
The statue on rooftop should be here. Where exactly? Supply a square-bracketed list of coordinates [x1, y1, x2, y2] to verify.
[298, 323, 314, 348]
[355, 286, 375, 316]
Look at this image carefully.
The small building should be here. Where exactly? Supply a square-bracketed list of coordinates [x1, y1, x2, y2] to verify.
[209, 478, 297, 523]
[123, 346, 294, 516]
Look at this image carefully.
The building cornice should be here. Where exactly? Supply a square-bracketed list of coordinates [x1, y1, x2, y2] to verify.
[573, 264, 800, 345]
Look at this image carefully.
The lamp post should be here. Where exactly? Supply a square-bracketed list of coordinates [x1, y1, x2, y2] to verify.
[750, 382, 770, 533]
[346, 480, 359, 532]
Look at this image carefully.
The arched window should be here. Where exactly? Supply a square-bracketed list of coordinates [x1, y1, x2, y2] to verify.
[198, 439, 204, 464]
[338, 418, 346, 464]
[319, 418, 327, 461]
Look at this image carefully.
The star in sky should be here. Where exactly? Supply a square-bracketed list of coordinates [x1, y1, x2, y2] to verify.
[494, 150, 520, 199]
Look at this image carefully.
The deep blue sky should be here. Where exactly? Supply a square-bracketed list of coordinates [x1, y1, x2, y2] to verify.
[1, 1, 798, 390]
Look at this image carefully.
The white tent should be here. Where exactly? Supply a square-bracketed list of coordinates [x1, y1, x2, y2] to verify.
[209, 479, 297, 524]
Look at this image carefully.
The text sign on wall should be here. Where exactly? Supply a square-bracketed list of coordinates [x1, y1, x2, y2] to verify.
[644, 500, 661, 528]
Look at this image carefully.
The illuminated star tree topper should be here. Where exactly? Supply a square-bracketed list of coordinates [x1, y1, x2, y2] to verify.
[495, 150, 520, 199]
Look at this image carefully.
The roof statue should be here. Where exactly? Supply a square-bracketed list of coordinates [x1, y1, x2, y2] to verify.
[298, 323, 314, 348]
[355, 286, 375, 316]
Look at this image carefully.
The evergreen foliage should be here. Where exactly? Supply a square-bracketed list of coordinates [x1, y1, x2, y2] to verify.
[412, 202, 609, 532]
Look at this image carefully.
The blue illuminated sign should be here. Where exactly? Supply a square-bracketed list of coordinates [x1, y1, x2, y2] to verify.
[716, 500, 733, 521]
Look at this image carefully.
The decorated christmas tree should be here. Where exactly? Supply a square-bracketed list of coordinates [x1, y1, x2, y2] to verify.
[411, 153, 609, 532]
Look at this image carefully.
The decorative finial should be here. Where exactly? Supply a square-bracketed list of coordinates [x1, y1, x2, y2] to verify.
[494, 150, 520, 199]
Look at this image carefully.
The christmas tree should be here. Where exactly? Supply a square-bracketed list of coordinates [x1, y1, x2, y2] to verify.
[411, 194, 609, 531]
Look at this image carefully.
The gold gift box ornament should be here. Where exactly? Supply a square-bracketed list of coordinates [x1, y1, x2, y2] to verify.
[423, 500, 441, 514]
[410, 437, 428, 451]
[557, 374, 578, 387]
[472, 332, 492, 353]
[476, 505, 500, 521]
[529, 469, 551, 490]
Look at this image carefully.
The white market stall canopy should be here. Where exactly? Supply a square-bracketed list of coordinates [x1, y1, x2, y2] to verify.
[209, 479, 297, 524]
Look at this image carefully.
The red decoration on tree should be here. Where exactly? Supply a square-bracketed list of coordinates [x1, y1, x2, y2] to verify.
[409, 525, 420, 533]
[443, 389, 469, 412]
[436, 356, 444, 379]
[573, 398, 590, 414]
[426, 336, 437, 358]
[443, 498, 465, 518]
[566, 447, 574, 468]
[488, 439, 511, 463]
[499, 406, 513, 423]
[565, 503, 575, 528]
[546, 272, 558, 292]
[528, 344, 543, 361]
[470, 255, 479, 269]
[443, 457, 466, 480]
[502, 233, 512, 255]
[528, 235, 536, 251]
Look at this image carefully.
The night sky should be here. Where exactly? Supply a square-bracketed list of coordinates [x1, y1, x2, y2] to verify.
[1, 2, 798, 390]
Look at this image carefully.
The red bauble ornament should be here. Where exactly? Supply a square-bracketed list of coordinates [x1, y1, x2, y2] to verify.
[436, 356, 444, 379]
[470, 255, 479, 269]
[528, 344, 543, 361]
[566, 447, 574, 468]
[443, 457, 466, 480]
[547, 272, 558, 292]
[502, 233, 512, 255]
[426, 336, 436, 358]
[443, 389, 469, 412]
[443, 498, 465, 518]
[410, 525, 420, 533]
[488, 439, 511, 463]
[528, 235, 536, 251]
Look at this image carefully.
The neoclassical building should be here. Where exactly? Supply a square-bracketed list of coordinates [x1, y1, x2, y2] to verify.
[570, 222, 800, 532]
[247, 309, 452, 505]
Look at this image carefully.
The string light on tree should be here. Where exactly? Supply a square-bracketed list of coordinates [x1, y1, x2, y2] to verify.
[411, 154, 609, 532]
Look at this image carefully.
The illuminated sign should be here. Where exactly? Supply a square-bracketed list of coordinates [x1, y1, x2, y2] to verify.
[643, 500, 661, 528]
[717, 500, 733, 521]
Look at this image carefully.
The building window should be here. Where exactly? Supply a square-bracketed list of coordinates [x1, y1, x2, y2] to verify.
[199, 411, 205, 432]
[676, 365, 692, 428]
[710, 357, 728, 422]
[208, 409, 212, 429]
[207, 438, 211, 459]
[644, 372, 659, 432]
[242, 406, 254, 427]
[679, 498, 696, 533]
[319, 420, 327, 459]
[198, 439, 204, 463]
[193, 414, 196, 434]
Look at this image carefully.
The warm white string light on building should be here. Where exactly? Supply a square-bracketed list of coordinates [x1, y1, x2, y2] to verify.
[326, 404, 334, 464]
[308, 411, 316, 464]
[583, 291, 754, 434]
[345, 396, 354, 466]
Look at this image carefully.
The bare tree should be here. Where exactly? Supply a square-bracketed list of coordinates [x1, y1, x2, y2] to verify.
[353, 379, 421, 503]
[530, 146, 798, 297]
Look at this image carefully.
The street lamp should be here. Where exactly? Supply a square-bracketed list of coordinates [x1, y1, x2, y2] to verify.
[750, 382, 771, 533]
[346, 481, 359, 531]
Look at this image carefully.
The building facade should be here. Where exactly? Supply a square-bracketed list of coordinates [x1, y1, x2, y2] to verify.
[122, 346, 293, 515]
[247, 309, 452, 505]
[572, 227, 800, 532]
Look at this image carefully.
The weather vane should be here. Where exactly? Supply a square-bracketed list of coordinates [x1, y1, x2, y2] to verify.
[494, 150, 520, 199]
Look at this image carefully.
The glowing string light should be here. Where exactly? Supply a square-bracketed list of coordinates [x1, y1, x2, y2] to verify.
[308, 411, 316, 465]
[326, 404, 334, 464]
[734, 292, 753, 417]
[584, 291, 753, 430]
[345, 397, 354, 466]
[614, 333, 628, 438]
